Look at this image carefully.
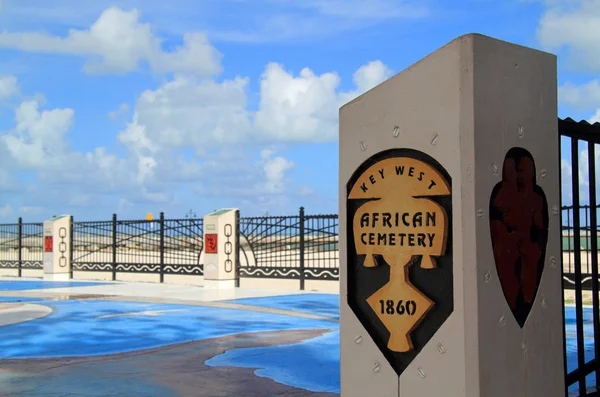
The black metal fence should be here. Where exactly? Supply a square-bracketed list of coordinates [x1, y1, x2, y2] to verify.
[0, 218, 43, 276]
[560, 117, 600, 396]
[562, 204, 600, 290]
[71, 213, 204, 281]
[238, 207, 339, 289]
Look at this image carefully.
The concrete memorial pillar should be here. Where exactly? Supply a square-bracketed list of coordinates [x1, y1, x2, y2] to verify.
[42, 215, 72, 281]
[203, 208, 239, 289]
[339, 34, 564, 397]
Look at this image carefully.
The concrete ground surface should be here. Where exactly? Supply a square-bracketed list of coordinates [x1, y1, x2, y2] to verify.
[0, 278, 340, 397]
[0, 277, 592, 396]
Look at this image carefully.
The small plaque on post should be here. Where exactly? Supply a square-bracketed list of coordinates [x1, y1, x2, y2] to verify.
[44, 236, 53, 253]
[205, 234, 218, 254]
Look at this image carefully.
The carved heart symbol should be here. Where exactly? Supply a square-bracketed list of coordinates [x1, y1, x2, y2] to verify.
[488, 147, 549, 328]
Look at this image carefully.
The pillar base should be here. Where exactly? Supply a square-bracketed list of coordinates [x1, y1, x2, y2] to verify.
[43, 273, 70, 281]
[203, 279, 236, 289]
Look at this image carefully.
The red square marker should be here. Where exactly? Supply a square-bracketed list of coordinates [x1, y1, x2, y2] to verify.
[44, 236, 53, 253]
[205, 234, 218, 254]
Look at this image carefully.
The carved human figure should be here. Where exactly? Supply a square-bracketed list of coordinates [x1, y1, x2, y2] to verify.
[490, 158, 521, 309]
[490, 153, 546, 311]
[515, 156, 544, 304]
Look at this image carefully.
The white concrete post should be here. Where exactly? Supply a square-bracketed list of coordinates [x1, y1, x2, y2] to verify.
[339, 34, 563, 397]
[203, 208, 239, 289]
[42, 215, 72, 281]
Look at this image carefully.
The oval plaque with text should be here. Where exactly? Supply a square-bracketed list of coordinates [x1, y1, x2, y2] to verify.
[346, 148, 454, 376]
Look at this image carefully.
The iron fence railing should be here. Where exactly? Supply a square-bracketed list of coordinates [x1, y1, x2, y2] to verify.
[562, 204, 600, 285]
[71, 214, 204, 281]
[237, 207, 339, 288]
[1, 209, 339, 286]
[560, 118, 600, 396]
[0, 218, 43, 275]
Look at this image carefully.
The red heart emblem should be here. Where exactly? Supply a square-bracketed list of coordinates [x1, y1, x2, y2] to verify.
[489, 147, 549, 327]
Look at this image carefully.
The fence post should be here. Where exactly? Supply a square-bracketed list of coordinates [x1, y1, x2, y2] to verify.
[112, 214, 117, 281]
[235, 209, 240, 287]
[299, 206, 305, 290]
[69, 216, 74, 279]
[159, 212, 165, 283]
[17, 217, 22, 277]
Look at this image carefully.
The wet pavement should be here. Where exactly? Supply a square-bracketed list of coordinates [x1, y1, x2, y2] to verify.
[0, 278, 340, 396]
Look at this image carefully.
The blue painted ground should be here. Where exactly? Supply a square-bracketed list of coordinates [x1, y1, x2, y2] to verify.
[0, 280, 110, 291]
[215, 296, 596, 394]
[225, 293, 339, 319]
[0, 296, 48, 303]
[206, 328, 340, 393]
[565, 306, 596, 392]
[0, 286, 595, 395]
[0, 299, 335, 359]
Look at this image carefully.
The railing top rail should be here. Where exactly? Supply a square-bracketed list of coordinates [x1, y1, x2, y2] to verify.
[240, 215, 301, 221]
[73, 220, 113, 226]
[165, 218, 204, 222]
[73, 217, 204, 224]
[560, 117, 600, 143]
[304, 214, 339, 219]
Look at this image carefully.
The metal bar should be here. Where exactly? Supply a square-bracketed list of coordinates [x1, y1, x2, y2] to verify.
[299, 207, 305, 290]
[572, 139, 587, 394]
[586, 205, 591, 274]
[17, 217, 22, 277]
[235, 210, 240, 287]
[69, 216, 74, 279]
[160, 212, 165, 283]
[112, 214, 117, 281]
[568, 206, 573, 274]
[567, 358, 599, 386]
[589, 143, 600, 387]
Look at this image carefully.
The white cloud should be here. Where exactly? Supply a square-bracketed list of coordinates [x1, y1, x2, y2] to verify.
[0, 75, 18, 99]
[298, 185, 314, 196]
[208, 0, 429, 43]
[561, 158, 573, 206]
[254, 63, 341, 143]
[0, 0, 429, 44]
[537, 0, 600, 72]
[591, 109, 600, 124]
[117, 198, 134, 213]
[118, 75, 252, 153]
[566, 143, 600, 207]
[0, 204, 12, 218]
[189, 147, 298, 206]
[259, 149, 296, 194]
[19, 206, 43, 215]
[2, 99, 73, 169]
[300, 0, 427, 19]
[0, 7, 394, 215]
[340, 60, 394, 102]
[119, 59, 393, 152]
[559, 80, 600, 111]
[0, 78, 303, 210]
[108, 103, 129, 120]
[0, 7, 222, 76]
[256, 60, 393, 143]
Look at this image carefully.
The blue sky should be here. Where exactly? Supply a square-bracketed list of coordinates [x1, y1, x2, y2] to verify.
[0, 0, 598, 221]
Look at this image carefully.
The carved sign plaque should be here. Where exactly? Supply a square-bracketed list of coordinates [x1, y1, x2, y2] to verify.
[346, 148, 454, 376]
[489, 147, 548, 327]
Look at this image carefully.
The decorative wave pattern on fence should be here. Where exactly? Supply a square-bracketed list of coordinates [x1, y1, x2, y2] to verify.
[237, 207, 339, 287]
[0, 219, 43, 274]
[71, 214, 204, 280]
[562, 204, 600, 290]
